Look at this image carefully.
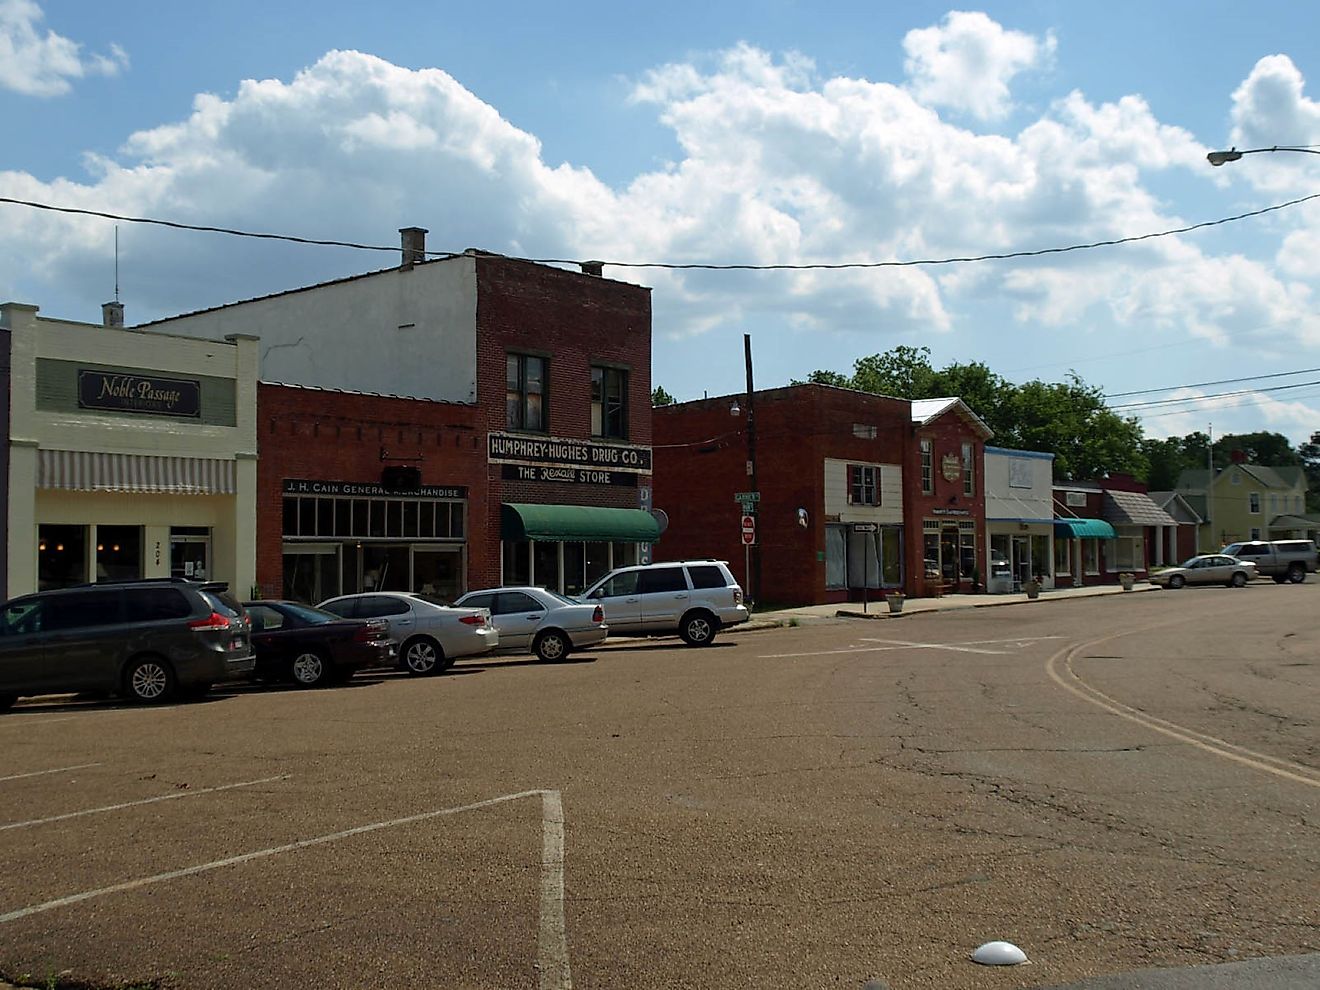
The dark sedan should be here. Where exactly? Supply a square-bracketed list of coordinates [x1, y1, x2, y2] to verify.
[243, 601, 392, 687]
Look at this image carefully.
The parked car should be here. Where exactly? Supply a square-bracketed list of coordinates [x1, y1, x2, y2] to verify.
[0, 578, 254, 710]
[1220, 540, 1318, 584]
[1150, 555, 1258, 589]
[244, 600, 392, 687]
[317, 592, 497, 674]
[579, 560, 749, 646]
[453, 587, 608, 661]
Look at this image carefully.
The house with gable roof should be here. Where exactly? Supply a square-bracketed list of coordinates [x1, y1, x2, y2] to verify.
[1176, 464, 1316, 548]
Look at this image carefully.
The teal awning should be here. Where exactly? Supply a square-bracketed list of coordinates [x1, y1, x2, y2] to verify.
[501, 503, 661, 543]
[1054, 518, 1117, 539]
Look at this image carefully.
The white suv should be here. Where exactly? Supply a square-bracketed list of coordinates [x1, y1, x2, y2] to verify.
[581, 560, 749, 646]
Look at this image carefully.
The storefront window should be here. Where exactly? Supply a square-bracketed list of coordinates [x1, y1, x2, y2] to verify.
[38, 525, 87, 590]
[847, 529, 880, 588]
[1083, 539, 1100, 575]
[414, 549, 462, 601]
[284, 546, 340, 603]
[585, 542, 611, 589]
[96, 525, 143, 581]
[826, 525, 847, 589]
[923, 531, 940, 580]
[563, 542, 586, 596]
[1030, 535, 1051, 582]
[171, 527, 211, 582]
[534, 542, 559, 590]
[990, 534, 1011, 580]
[959, 531, 976, 580]
[881, 529, 902, 587]
[1053, 538, 1071, 580]
[503, 541, 531, 586]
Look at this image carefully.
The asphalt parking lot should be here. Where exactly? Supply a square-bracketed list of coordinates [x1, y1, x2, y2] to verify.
[1, 583, 1317, 990]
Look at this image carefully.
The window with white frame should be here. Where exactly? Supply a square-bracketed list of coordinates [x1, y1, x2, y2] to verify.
[1009, 459, 1033, 489]
[920, 439, 933, 494]
[847, 464, 879, 506]
[1114, 535, 1144, 570]
[1083, 539, 1100, 575]
[506, 353, 548, 432]
[1249, 492, 1261, 513]
[962, 442, 974, 496]
[1250, 527, 1262, 540]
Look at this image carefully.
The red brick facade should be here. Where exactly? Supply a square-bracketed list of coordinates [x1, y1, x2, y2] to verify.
[654, 385, 990, 605]
[907, 409, 990, 596]
[257, 255, 653, 600]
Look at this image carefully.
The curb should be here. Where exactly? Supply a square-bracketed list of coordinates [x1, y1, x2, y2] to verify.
[834, 584, 1160, 620]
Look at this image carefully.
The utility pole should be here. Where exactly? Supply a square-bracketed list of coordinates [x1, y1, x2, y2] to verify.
[744, 333, 760, 607]
[1206, 424, 1214, 551]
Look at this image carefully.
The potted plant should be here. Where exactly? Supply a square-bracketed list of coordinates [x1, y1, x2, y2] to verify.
[1119, 572, 1135, 591]
[1024, 578, 1042, 600]
[885, 591, 905, 614]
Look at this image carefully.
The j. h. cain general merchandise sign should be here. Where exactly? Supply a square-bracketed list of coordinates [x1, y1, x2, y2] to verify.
[488, 432, 652, 474]
[78, 370, 201, 418]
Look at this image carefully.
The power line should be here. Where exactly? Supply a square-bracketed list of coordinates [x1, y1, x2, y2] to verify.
[1111, 379, 1320, 412]
[1104, 366, 1320, 399]
[4, 191, 1320, 272]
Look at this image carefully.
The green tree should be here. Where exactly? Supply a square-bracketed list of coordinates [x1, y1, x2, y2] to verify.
[1215, 431, 1300, 467]
[848, 345, 938, 397]
[651, 385, 676, 407]
[1007, 375, 1146, 481]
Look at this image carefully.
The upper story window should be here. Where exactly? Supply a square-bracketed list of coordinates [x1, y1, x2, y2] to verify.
[848, 465, 879, 506]
[591, 366, 628, 439]
[962, 442, 974, 496]
[1249, 492, 1261, 513]
[920, 439, 933, 494]
[506, 354, 547, 432]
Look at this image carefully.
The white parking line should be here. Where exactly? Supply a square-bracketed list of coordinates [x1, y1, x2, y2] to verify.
[761, 635, 1065, 660]
[0, 788, 573, 987]
[0, 775, 290, 832]
[0, 763, 102, 783]
[539, 789, 572, 990]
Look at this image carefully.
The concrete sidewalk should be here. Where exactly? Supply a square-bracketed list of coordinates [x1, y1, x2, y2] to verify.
[741, 581, 1160, 630]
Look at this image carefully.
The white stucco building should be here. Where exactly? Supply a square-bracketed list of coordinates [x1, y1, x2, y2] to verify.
[983, 446, 1056, 592]
[2, 301, 259, 598]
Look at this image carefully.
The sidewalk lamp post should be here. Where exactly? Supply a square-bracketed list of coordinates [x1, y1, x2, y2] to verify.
[1207, 145, 1320, 166]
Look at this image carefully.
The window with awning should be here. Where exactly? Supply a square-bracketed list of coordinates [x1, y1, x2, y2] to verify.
[501, 503, 661, 543]
[1054, 518, 1117, 540]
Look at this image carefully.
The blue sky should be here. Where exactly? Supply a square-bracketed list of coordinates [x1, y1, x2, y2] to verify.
[5, 1, 1320, 445]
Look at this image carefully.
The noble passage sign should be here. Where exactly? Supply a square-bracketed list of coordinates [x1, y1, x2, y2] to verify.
[78, 370, 201, 418]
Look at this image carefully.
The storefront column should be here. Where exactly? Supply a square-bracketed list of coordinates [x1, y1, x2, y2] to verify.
[6, 441, 37, 596]
[233, 455, 258, 598]
[143, 525, 171, 579]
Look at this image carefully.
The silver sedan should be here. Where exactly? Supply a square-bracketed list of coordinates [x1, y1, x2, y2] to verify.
[318, 593, 498, 674]
[453, 586, 608, 661]
[1150, 555, 1258, 589]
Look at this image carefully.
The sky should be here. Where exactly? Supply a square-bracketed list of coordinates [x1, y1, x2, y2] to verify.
[4, 1, 1320, 447]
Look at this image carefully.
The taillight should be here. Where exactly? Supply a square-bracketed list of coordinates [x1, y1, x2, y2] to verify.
[733, 589, 744, 605]
[592, 605, 604, 623]
[189, 612, 231, 630]
[459, 614, 486, 626]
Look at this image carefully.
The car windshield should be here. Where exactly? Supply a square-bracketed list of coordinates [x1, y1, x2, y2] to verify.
[278, 602, 346, 625]
[413, 593, 456, 608]
[1178, 557, 1203, 568]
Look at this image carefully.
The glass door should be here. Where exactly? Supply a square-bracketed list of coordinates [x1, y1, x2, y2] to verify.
[170, 527, 211, 582]
[413, 547, 463, 601]
[283, 543, 340, 604]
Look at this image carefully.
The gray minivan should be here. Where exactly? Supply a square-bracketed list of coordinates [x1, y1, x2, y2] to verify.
[0, 579, 255, 710]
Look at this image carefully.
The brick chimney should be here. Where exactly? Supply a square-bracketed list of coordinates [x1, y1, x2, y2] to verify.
[102, 301, 124, 328]
[580, 260, 604, 277]
[399, 227, 428, 267]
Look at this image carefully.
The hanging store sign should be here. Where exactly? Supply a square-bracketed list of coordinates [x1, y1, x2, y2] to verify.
[941, 453, 962, 482]
[283, 479, 467, 499]
[501, 465, 638, 487]
[78, 370, 201, 418]
[488, 432, 652, 474]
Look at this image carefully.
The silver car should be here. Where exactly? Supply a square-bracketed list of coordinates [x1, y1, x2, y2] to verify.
[317, 593, 497, 674]
[580, 560, 749, 646]
[1150, 555, 1258, 589]
[452, 587, 608, 661]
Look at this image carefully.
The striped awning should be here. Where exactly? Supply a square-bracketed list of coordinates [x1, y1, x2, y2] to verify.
[38, 449, 237, 494]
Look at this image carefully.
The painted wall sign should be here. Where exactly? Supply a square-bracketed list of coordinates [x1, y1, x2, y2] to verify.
[78, 370, 201, 417]
[488, 432, 652, 474]
[501, 465, 638, 487]
[931, 508, 972, 516]
[283, 479, 467, 499]
[941, 453, 962, 482]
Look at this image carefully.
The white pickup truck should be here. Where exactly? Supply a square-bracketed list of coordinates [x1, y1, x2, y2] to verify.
[1221, 539, 1319, 583]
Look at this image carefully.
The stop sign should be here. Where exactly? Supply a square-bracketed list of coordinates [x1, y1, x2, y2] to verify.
[741, 514, 756, 545]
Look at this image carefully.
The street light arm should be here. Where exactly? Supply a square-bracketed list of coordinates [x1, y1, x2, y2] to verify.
[1207, 145, 1320, 166]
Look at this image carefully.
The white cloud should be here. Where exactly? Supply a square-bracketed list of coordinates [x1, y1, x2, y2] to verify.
[1139, 388, 1320, 447]
[0, 0, 127, 97]
[1225, 54, 1320, 192]
[902, 10, 1054, 121]
[2, 13, 1319, 417]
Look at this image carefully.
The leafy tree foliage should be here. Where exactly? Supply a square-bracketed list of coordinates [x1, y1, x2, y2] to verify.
[651, 385, 676, 407]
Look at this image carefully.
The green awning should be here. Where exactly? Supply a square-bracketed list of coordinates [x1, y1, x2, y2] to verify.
[501, 503, 661, 543]
[1054, 518, 1117, 539]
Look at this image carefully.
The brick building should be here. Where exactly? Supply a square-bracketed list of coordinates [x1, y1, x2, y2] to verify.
[145, 233, 655, 602]
[1052, 474, 1179, 586]
[652, 385, 991, 605]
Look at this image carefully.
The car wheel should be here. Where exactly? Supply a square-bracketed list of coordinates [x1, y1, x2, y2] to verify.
[1287, 564, 1306, 584]
[1229, 571, 1248, 588]
[1168, 574, 1185, 589]
[0, 695, 16, 713]
[290, 650, 332, 688]
[534, 630, 570, 662]
[401, 636, 444, 675]
[124, 655, 176, 704]
[679, 610, 718, 647]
